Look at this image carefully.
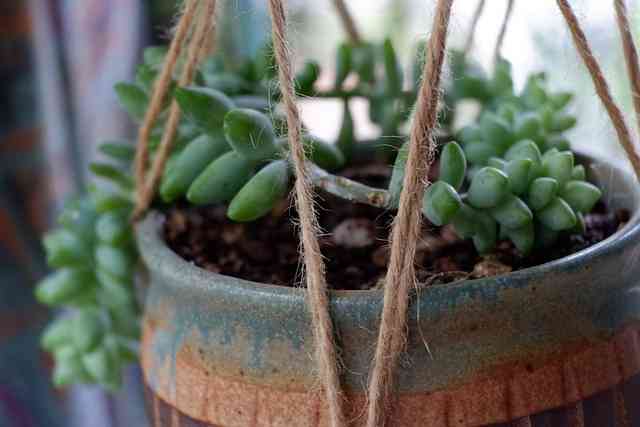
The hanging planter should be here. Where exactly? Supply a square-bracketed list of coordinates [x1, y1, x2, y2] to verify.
[35, 0, 640, 425]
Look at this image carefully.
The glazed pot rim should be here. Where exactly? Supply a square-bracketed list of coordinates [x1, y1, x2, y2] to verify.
[137, 152, 640, 298]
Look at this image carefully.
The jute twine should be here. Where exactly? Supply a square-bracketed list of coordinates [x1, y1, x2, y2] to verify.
[133, 0, 218, 219]
[463, 0, 485, 55]
[267, 1, 347, 426]
[365, 1, 454, 426]
[494, 0, 514, 63]
[332, 0, 361, 44]
[556, 0, 640, 181]
[615, 0, 640, 144]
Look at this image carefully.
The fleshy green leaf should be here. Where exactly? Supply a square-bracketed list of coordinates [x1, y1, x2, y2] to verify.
[561, 180, 602, 213]
[422, 181, 462, 226]
[336, 101, 355, 162]
[224, 108, 278, 162]
[528, 177, 558, 211]
[227, 160, 290, 222]
[303, 136, 345, 171]
[467, 167, 509, 208]
[187, 151, 254, 205]
[505, 159, 533, 195]
[490, 194, 533, 229]
[160, 134, 231, 202]
[335, 43, 352, 89]
[543, 150, 574, 187]
[538, 197, 577, 231]
[388, 142, 409, 208]
[114, 83, 148, 121]
[464, 140, 501, 165]
[35, 268, 94, 306]
[174, 86, 235, 135]
[439, 141, 467, 190]
[479, 112, 513, 153]
[43, 229, 90, 267]
[472, 211, 498, 254]
[504, 221, 535, 255]
[295, 61, 321, 96]
[382, 38, 403, 94]
[72, 309, 103, 352]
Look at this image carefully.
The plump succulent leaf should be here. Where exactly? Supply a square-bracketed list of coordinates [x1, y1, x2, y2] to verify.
[388, 142, 409, 208]
[72, 309, 103, 353]
[489, 194, 533, 229]
[479, 112, 512, 153]
[187, 151, 254, 205]
[505, 159, 533, 195]
[439, 141, 466, 190]
[543, 150, 574, 187]
[335, 43, 352, 89]
[224, 108, 278, 162]
[464, 140, 501, 165]
[504, 221, 535, 255]
[114, 83, 148, 121]
[571, 164, 586, 181]
[295, 61, 321, 96]
[504, 139, 542, 164]
[174, 86, 235, 134]
[472, 211, 498, 254]
[468, 167, 509, 208]
[43, 229, 90, 268]
[451, 203, 478, 239]
[561, 180, 602, 213]
[227, 160, 290, 222]
[336, 101, 355, 162]
[303, 136, 345, 171]
[36, 269, 93, 306]
[160, 134, 231, 202]
[528, 177, 559, 211]
[383, 38, 403, 94]
[538, 197, 577, 231]
[422, 181, 462, 226]
[96, 212, 129, 247]
[98, 142, 135, 164]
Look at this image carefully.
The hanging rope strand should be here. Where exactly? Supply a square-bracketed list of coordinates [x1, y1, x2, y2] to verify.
[365, 1, 454, 426]
[332, 0, 362, 44]
[494, 0, 514, 63]
[556, 0, 640, 181]
[614, 0, 640, 140]
[133, 0, 218, 219]
[463, 0, 485, 55]
[133, 0, 199, 207]
[266, 1, 346, 426]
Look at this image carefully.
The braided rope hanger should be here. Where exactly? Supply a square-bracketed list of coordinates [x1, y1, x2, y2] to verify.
[366, 1, 454, 425]
[266, 1, 347, 425]
[614, 0, 640, 146]
[133, 0, 218, 218]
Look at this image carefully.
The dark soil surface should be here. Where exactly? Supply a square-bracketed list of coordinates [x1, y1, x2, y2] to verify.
[163, 164, 629, 290]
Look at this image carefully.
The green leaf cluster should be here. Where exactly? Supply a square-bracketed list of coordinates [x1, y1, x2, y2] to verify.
[36, 143, 139, 390]
[390, 140, 601, 255]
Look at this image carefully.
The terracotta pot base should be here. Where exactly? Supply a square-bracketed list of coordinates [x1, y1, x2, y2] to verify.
[143, 375, 640, 427]
[142, 324, 640, 427]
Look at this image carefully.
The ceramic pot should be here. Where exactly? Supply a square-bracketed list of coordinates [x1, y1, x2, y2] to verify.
[137, 154, 640, 426]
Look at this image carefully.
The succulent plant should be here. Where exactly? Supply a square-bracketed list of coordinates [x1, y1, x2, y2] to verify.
[36, 39, 604, 390]
[36, 142, 138, 390]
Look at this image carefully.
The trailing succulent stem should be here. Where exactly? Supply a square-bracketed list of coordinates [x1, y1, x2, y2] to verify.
[37, 143, 139, 390]
[37, 37, 604, 391]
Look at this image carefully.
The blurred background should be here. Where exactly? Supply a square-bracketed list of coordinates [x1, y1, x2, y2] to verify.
[0, 0, 638, 425]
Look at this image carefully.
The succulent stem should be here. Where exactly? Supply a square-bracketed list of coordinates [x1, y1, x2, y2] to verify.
[307, 162, 391, 208]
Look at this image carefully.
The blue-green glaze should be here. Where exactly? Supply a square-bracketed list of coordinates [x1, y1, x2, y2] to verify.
[137, 154, 640, 394]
